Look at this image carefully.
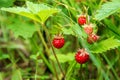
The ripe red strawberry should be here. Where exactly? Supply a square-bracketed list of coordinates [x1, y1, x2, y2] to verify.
[83, 24, 93, 34]
[78, 15, 86, 25]
[52, 35, 65, 49]
[87, 34, 99, 44]
[75, 49, 89, 64]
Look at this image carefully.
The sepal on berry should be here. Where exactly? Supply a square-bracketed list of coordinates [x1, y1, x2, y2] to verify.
[75, 48, 89, 64]
[87, 34, 99, 44]
[78, 15, 86, 25]
[52, 34, 65, 49]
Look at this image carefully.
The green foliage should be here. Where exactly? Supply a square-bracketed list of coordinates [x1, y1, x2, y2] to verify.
[65, 61, 76, 80]
[50, 53, 74, 63]
[12, 69, 22, 80]
[0, 0, 14, 8]
[1, 1, 60, 23]
[71, 24, 87, 38]
[7, 19, 36, 39]
[0, 52, 9, 60]
[26, 1, 50, 14]
[62, 27, 75, 35]
[95, 1, 120, 21]
[1, 7, 41, 22]
[0, 0, 120, 80]
[0, 73, 3, 80]
[90, 37, 120, 53]
[104, 19, 120, 39]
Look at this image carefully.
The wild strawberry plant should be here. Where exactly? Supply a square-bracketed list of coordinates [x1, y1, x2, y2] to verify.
[0, 0, 120, 80]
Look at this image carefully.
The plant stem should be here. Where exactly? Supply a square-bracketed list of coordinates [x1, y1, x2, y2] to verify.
[102, 54, 119, 80]
[37, 27, 49, 56]
[31, 38, 54, 73]
[37, 30, 60, 80]
[51, 60, 59, 80]
[42, 24, 65, 77]
[33, 22, 59, 80]
[35, 61, 38, 80]
[79, 64, 83, 80]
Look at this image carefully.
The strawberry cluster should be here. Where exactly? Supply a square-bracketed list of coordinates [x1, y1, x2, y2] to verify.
[75, 14, 100, 64]
[52, 14, 100, 65]
[78, 15, 99, 44]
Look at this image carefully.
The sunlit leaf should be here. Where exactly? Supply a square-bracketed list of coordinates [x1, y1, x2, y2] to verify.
[26, 1, 60, 23]
[1, 7, 40, 22]
[37, 9, 60, 23]
[26, 1, 50, 14]
[1, 1, 60, 23]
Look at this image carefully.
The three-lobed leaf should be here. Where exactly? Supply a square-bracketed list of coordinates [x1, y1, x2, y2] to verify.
[26, 1, 60, 23]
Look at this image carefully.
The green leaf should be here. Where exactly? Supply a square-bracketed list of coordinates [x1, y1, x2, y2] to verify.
[50, 53, 74, 63]
[0, 53, 9, 60]
[37, 9, 60, 23]
[95, 1, 120, 21]
[7, 20, 37, 39]
[22, 1, 60, 23]
[26, 0, 60, 23]
[12, 69, 22, 80]
[71, 24, 87, 38]
[102, 54, 119, 80]
[1, 7, 40, 22]
[0, 0, 14, 8]
[26, 1, 50, 14]
[104, 19, 120, 38]
[0, 72, 3, 80]
[62, 27, 75, 35]
[65, 61, 76, 80]
[49, 25, 62, 34]
[90, 37, 120, 53]
[1, 1, 60, 23]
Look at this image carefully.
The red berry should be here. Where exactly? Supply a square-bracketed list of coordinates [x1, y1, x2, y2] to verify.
[84, 26, 93, 34]
[87, 34, 99, 44]
[84, 27, 93, 34]
[83, 23, 97, 34]
[75, 49, 89, 64]
[52, 35, 65, 49]
[78, 15, 86, 25]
